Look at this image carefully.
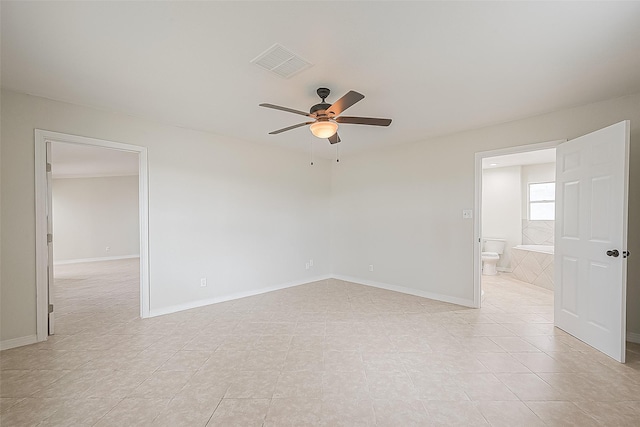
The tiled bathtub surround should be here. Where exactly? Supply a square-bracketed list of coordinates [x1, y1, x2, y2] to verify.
[522, 220, 554, 245]
[511, 246, 554, 290]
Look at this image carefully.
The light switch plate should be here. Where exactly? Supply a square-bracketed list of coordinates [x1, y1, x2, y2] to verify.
[462, 209, 473, 219]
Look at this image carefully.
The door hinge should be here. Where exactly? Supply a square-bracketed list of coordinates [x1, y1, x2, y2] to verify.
[48, 304, 54, 314]
[46, 163, 52, 173]
[623, 251, 631, 259]
[47, 233, 53, 243]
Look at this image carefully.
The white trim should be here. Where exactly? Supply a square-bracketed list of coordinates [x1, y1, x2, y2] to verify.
[149, 274, 332, 318]
[332, 274, 476, 308]
[474, 140, 564, 310]
[148, 273, 476, 319]
[35, 129, 151, 345]
[627, 332, 640, 344]
[53, 173, 139, 180]
[621, 121, 631, 359]
[0, 335, 38, 351]
[35, 135, 49, 341]
[473, 157, 481, 309]
[54, 255, 140, 266]
[138, 147, 150, 319]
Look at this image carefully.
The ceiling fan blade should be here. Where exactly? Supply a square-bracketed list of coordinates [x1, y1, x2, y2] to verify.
[335, 116, 392, 126]
[260, 103, 313, 117]
[327, 91, 364, 116]
[268, 122, 314, 135]
[328, 133, 341, 144]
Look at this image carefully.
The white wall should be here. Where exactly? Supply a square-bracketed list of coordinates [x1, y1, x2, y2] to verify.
[331, 92, 640, 332]
[2, 89, 640, 344]
[330, 139, 478, 305]
[482, 166, 522, 271]
[53, 175, 140, 263]
[0, 89, 332, 342]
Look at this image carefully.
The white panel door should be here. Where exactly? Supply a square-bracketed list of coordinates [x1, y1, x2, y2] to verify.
[555, 121, 629, 362]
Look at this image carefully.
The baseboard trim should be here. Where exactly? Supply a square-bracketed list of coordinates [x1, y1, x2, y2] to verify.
[0, 334, 38, 351]
[149, 273, 474, 318]
[627, 332, 640, 344]
[54, 255, 140, 265]
[331, 274, 476, 308]
[149, 274, 332, 318]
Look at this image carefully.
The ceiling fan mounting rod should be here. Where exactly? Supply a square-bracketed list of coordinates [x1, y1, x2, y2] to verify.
[310, 87, 333, 116]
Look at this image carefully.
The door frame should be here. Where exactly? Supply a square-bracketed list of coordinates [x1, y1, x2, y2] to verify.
[34, 129, 150, 342]
[473, 139, 564, 308]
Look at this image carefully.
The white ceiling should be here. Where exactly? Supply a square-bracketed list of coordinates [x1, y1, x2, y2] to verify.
[482, 148, 556, 169]
[51, 142, 139, 179]
[3, 1, 640, 160]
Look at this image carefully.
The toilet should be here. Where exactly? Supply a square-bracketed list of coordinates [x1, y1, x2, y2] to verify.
[482, 239, 506, 275]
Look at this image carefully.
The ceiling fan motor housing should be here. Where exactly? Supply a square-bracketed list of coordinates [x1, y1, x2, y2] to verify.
[310, 102, 331, 115]
[260, 87, 391, 140]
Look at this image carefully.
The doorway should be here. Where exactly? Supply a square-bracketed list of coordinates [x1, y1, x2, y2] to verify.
[477, 146, 558, 339]
[474, 121, 630, 362]
[34, 130, 150, 342]
[482, 148, 557, 289]
[474, 141, 562, 309]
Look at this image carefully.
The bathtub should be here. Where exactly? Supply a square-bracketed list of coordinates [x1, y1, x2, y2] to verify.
[513, 244, 554, 255]
[510, 245, 554, 290]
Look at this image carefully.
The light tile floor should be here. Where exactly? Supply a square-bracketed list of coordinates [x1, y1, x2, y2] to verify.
[2, 259, 640, 426]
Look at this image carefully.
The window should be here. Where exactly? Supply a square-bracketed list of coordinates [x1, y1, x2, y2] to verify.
[529, 182, 555, 220]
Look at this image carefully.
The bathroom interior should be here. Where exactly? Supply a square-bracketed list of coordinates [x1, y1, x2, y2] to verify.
[481, 148, 557, 293]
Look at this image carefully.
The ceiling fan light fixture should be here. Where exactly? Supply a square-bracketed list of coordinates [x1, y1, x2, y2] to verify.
[260, 88, 391, 143]
[309, 121, 338, 138]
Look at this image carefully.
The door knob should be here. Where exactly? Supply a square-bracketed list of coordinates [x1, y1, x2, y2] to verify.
[607, 249, 620, 257]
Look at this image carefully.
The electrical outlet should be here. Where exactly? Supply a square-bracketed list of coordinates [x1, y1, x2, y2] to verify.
[462, 209, 473, 219]
[200, 278, 207, 287]
[309, 259, 314, 267]
[105, 246, 110, 252]
[305, 263, 310, 270]
[369, 264, 374, 272]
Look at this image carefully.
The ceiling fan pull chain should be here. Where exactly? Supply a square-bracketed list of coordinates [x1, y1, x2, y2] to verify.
[336, 145, 340, 163]
[310, 139, 314, 166]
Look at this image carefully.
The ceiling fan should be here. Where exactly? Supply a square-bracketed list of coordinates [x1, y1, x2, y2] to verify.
[259, 88, 392, 144]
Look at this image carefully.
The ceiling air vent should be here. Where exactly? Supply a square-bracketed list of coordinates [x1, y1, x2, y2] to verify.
[251, 43, 312, 79]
